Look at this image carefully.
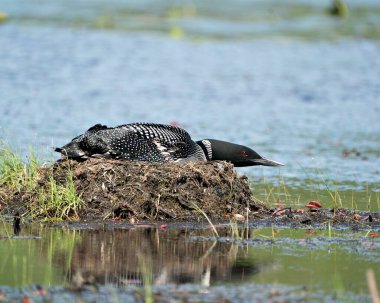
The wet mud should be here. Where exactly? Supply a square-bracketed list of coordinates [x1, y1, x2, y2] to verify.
[0, 283, 368, 303]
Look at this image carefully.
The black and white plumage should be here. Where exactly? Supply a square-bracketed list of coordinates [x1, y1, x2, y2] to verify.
[55, 123, 284, 167]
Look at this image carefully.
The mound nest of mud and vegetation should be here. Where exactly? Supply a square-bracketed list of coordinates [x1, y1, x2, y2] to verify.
[1, 157, 379, 229]
[62, 159, 266, 220]
[1, 158, 265, 221]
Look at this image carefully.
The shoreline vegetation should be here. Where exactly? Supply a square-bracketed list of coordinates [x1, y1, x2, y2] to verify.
[0, 142, 82, 221]
[0, 142, 378, 230]
[1, 1, 380, 41]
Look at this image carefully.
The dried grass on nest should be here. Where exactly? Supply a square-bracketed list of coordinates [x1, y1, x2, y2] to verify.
[52, 158, 266, 221]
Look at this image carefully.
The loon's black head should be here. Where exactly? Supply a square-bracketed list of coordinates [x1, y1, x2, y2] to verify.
[55, 124, 108, 160]
[197, 139, 284, 167]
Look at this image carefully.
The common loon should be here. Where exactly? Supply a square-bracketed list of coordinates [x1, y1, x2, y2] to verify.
[55, 123, 283, 167]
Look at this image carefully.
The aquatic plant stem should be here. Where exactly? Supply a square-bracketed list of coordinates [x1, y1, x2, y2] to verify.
[229, 220, 240, 240]
[138, 255, 153, 303]
[245, 206, 249, 240]
[366, 269, 380, 303]
[199, 240, 217, 260]
[328, 222, 332, 238]
[191, 202, 219, 238]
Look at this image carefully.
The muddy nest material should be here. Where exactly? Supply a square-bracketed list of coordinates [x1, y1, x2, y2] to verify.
[51, 159, 264, 221]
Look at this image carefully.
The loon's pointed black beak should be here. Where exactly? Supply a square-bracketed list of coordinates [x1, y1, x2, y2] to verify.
[249, 157, 284, 167]
[232, 157, 284, 167]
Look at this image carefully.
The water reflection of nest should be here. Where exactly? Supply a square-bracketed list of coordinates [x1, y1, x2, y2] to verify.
[65, 228, 264, 288]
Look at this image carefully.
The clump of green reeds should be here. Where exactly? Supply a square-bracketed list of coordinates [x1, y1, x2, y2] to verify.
[0, 141, 83, 221]
[0, 142, 39, 192]
[32, 167, 82, 221]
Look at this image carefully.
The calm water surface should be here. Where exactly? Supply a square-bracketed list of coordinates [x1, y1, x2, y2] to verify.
[0, 223, 378, 302]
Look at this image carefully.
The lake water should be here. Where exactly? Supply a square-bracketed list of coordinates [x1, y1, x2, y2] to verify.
[0, 1, 380, 302]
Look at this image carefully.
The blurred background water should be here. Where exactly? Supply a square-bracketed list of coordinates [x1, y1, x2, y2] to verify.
[1, 0, 380, 208]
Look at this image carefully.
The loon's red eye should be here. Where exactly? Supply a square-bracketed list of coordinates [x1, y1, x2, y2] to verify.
[240, 150, 248, 158]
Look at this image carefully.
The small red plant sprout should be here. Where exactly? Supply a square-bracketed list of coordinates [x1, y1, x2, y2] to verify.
[305, 201, 322, 209]
[272, 209, 287, 216]
[112, 214, 122, 221]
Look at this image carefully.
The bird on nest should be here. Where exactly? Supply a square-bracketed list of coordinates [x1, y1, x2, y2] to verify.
[55, 123, 283, 168]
